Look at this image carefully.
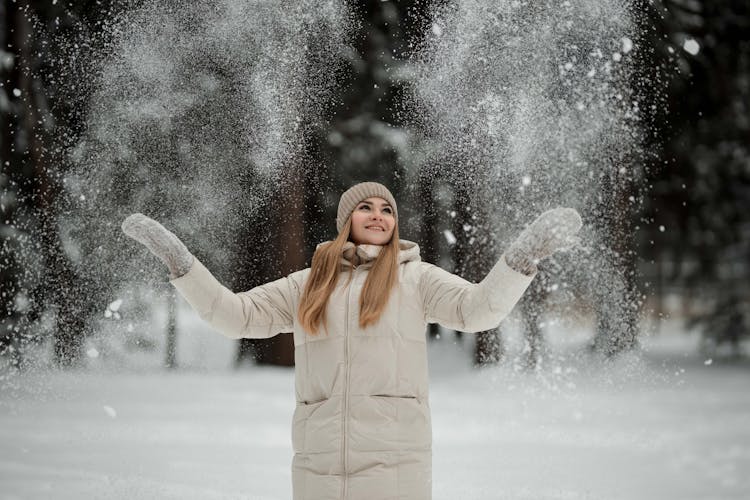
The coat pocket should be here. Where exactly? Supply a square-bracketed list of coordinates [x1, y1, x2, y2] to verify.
[292, 397, 333, 454]
[369, 394, 419, 419]
[301, 397, 329, 405]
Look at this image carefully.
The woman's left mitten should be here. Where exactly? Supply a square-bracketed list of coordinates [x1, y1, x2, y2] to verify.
[505, 207, 583, 275]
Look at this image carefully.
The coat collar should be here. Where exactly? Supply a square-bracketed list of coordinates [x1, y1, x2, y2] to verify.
[316, 239, 422, 269]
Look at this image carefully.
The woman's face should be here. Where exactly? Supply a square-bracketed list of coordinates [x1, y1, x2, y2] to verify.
[349, 197, 396, 245]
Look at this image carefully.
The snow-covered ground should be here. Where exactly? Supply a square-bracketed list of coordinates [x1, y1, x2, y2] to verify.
[1, 315, 748, 500]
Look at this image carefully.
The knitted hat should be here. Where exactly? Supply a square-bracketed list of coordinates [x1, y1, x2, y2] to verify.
[336, 182, 398, 233]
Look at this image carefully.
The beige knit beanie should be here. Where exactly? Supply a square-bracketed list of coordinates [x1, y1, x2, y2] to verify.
[336, 182, 398, 233]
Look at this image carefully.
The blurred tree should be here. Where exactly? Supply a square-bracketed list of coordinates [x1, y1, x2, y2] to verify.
[415, 168, 443, 340]
[638, 0, 750, 355]
[0, 0, 123, 367]
[237, 170, 309, 368]
[451, 179, 507, 366]
[318, 0, 413, 196]
[237, 0, 420, 367]
[519, 280, 550, 370]
[2, 0, 346, 370]
[590, 159, 641, 356]
[0, 0, 29, 368]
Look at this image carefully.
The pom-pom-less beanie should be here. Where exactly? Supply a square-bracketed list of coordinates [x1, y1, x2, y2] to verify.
[336, 182, 398, 233]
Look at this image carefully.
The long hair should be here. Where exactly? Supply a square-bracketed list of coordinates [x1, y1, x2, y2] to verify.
[298, 218, 401, 335]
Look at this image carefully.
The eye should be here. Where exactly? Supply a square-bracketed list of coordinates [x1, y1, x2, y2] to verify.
[358, 204, 370, 211]
[383, 207, 392, 214]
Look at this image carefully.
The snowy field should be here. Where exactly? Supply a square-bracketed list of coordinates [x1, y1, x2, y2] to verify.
[1, 317, 749, 500]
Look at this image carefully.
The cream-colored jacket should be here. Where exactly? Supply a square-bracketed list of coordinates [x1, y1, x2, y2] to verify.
[170, 239, 534, 500]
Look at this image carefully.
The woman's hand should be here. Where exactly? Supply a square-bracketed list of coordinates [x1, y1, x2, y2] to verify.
[505, 207, 582, 275]
[121, 213, 194, 279]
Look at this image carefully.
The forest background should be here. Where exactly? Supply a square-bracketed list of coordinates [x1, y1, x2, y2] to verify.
[1, 0, 748, 371]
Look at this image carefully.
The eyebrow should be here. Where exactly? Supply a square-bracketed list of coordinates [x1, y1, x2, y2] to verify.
[358, 200, 393, 208]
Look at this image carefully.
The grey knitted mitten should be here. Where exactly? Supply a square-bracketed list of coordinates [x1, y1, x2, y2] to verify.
[122, 213, 194, 279]
[505, 207, 583, 275]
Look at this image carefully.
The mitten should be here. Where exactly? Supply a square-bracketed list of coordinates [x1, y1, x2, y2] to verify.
[505, 207, 582, 275]
[122, 213, 194, 279]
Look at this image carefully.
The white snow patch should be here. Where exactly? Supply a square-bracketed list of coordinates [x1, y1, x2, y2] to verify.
[443, 229, 456, 246]
[621, 37, 633, 54]
[2, 325, 748, 499]
[683, 38, 700, 56]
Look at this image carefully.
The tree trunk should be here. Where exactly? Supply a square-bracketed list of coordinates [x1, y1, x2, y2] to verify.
[12, 0, 88, 366]
[266, 168, 306, 366]
[165, 288, 177, 369]
[451, 183, 504, 366]
[417, 171, 441, 340]
[237, 169, 306, 367]
[520, 278, 549, 370]
[591, 160, 640, 356]
[0, 0, 23, 370]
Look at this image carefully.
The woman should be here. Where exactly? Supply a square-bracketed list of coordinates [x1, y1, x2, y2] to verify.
[122, 181, 581, 500]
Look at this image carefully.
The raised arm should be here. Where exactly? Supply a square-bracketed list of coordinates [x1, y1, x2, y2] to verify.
[419, 207, 582, 333]
[122, 213, 300, 339]
[419, 255, 534, 333]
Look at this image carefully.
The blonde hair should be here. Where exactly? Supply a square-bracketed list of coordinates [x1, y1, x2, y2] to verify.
[298, 218, 401, 335]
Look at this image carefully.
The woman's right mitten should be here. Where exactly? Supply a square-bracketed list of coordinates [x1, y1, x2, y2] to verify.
[121, 213, 194, 279]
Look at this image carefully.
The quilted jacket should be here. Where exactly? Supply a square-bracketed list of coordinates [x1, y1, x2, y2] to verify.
[169, 239, 535, 499]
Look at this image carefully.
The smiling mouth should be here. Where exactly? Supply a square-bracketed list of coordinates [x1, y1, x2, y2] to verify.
[366, 226, 386, 231]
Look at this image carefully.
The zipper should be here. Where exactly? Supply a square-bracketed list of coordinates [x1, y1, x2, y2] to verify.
[341, 265, 357, 499]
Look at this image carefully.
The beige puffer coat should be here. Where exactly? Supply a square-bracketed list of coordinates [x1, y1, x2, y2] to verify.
[170, 239, 534, 500]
